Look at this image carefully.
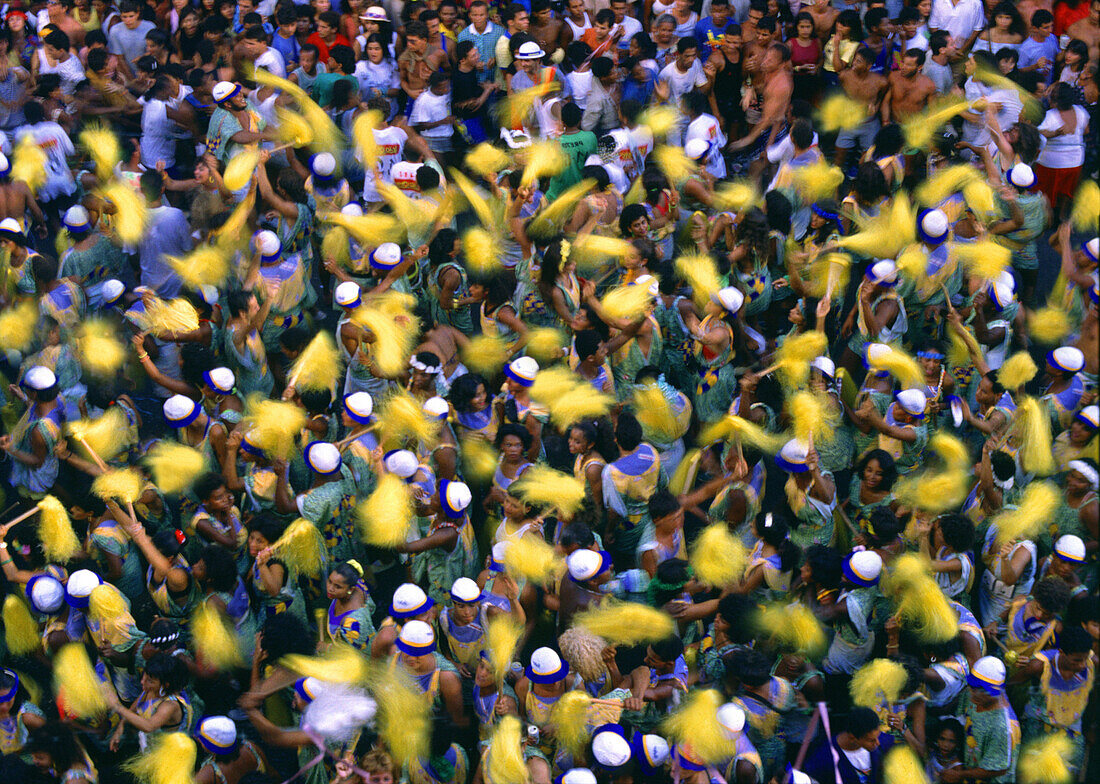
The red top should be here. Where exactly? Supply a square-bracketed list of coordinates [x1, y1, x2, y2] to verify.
[789, 37, 821, 68]
[1053, 0, 1089, 35]
[306, 32, 352, 63]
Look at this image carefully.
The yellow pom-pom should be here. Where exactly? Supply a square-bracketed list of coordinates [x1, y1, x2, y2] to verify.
[526, 179, 595, 240]
[486, 715, 528, 784]
[322, 226, 352, 269]
[520, 140, 568, 187]
[894, 434, 971, 514]
[36, 495, 80, 562]
[653, 145, 698, 186]
[465, 143, 512, 178]
[675, 253, 723, 309]
[525, 327, 566, 363]
[460, 435, 498, 482]
[485, 614, 523, 684]
[531, 366, 582, 404]
[903, 96, 973, 151]
[952, 240, 1010, 281]
[274, 105, 315, 147]
[212, 188, 255, 252]
[757, 602, 826, 657]
[991, 481, 1060, 549]
[351, 295, 421, 378]
[639, 104, 679, 136]
[288, 331, 342, 393]
[713, 180, 760, 212]
[1029, 307, 1071, 345]
[633, 383, 687, 444]
[166, 245, 231, 290]
[790, 390, 833, 444]
[54, 643, 108, 718]
[463, 226, 503, 275]
[867, 345, 924, 388]
[3, 595, 40, 655]
[775, 332, 829, 389]
[223, 149, 261, 193]
[73, 319, 127, 379]
[697, 415, 786, 453]
[282, 642, 371, 685]
[12, 134, 47, 193]
[462, 333, 511, 376]
[0, 300, 38, 352]
[690, 523, 747, 588]
[352, 109, 383, 167]
[817, 93, 870, 131]
[501, 532, 565, 585]
[89, 583, 129, 623]
[883, 554, 958, 644]
[133, 295, 200, 337]
[512, 464, 587, 520]
[961, 179, 996, 220]
[915, 164, 981, 207]
[999, 351, 1038, 391]
[663, 689, 736, 763]
[850, 658, 910, 707]
[572, 234, 637, 271]
[547, 384, 616, 430]
[271, 518, 326, 577]
[573, 601, 675, 646]
[323, 211, 404, 247]
[1014, 398, 1056, 476]
[67, 407, 130, 464]
[98, 181, 149, 244]
[357, 473, 414, 547]
[1070, 180, 1099, 233]
[370, 667, 430, 765]
[242, 397, 308, 460]
[1018, 733, 1074, 784]
[550, 690, 593, 757]
[789, 160, 845, 202]
[378, 390, 440, 450]
[884, 745, 930, 784]
[92, 468, 144, 504]
[79, 124, 122, 181]
[123, 732, 197, 784]
[145, 442, 206, 495]
[600, 281, 656, 322]
[191, 601, 244, 671]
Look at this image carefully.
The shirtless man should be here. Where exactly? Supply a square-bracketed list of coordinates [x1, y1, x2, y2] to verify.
[883, 49, 937, 123]
[743, 16, 778, 90]
[835, 47, 887, 170]
[808, 0, 839, 40]
[398, 21, 448, 104]
[0, 156, 47, 230]
[558, 0, 593, 50]
[529, 0, 563, 61]
[729, 42, 793, 163]
[417, 324, 470, 394]
[1068, 0, 1100, 65]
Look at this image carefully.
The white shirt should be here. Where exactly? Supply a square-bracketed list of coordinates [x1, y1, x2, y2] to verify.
[613, 16, 643, 50]
[363, 125, 408, 202]
[254, 47, 287, 79]
[685, 113, 727, 178]
[566, 70, 593, 111]
[659, 60, 708, 106]
[608, 127, 641, 181]
[929, 0, 985, 47]
[1037, 106, 1089, 169]
[409, 89, 452, 140]
[140, 98, 177, 169]
[392, 160, 422, 197]
[629, 125, 654, 170]
[17, 122, 75, 200]
[766, 131, 820, 164]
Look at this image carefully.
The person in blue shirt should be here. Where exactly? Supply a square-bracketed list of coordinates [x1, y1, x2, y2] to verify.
[1018, 9, 1060, 85]
[271, 5, 301, 71]
[694, 0, 733, 58]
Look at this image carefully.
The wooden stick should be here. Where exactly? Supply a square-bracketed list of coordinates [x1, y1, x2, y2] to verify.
[334, 424, 379, 449]
[758, 362, 783, 377]
[76, 436, 109, 472]
[4, 506, 41, 528]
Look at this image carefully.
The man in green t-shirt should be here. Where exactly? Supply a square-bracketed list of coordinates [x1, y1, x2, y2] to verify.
[312, 45, 358, 108]
[545, 102, 597, 201]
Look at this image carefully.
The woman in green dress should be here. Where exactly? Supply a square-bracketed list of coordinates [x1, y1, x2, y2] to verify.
[844, 449, 898, 536]
[684, 287, 748, 424]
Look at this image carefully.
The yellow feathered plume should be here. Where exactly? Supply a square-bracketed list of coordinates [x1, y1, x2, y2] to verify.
[974, 65, 1041, 122]
[526, 179, 594, 240]
[817, 93, 870, 131]
[915, 164, 981, 207]
[1014, 397, 1056, 475]
[521, 140, 569, 187]
[789, 159, 844, 202]
[370, 667, 430, 765]
[486, 715, 528, 784]
[690, 523, 747, 588]
[952, 240, 1010, 281]
[465, 143, 512, 178]
[1029, 306, 1071, 345]
[757, 602, 827, 657]
[697, 415, 786, 453]
[991, 481, 1060, 549]
[572, 234, 636, 270]
[838, 194, 917, 258]
[850, 658, 910, 707]
[377, 181, 434, 239]
[639, 104, 679, 136]
[322, 211, 403, 247]
[54, 643, 107, 718]
[0, 300, 37, 352]
[274, 105, 315, 147]
[74, 319, 127, 379]
[485, 614, 523, 684]
[98, 181, 149, 244]
[166, 245, 231, 290]
[357, 473, 414, 547]
[449, 167, 496, 227]
[123, 732, 197, 784]
[512, 464, 586, 520]
[999, 351, 1038, 391]
[352, 109, 383, 168]
[574, 601, 675, 646]
[1070, 180, 1099, 233]
[288, 331, 342, 393]
[867, 344, 924, 388]
[530, 366, 580, 404]
[36, 495, 79, 562]
[790, 391, 832, 443]
[271, 518, 326, 577]
[775, 331, 828, 389]
[242, 397, 307, 460]
[12, 134, 47, 193]
[883, 554, 957, 643]
[525, 327, 566, 363]
[502, 534, 565, 585]
[322, 226, 352, 269]
[145, 442, 205, 495]
[675, 253, 723, 309]
[600, 281, 656, 322]
[460, 435, 498, 482]
[550, 690, 593, 757]
[3, 595, 40, 655]
[714, 180, 761, 212]
[131, 295, 200, 337]
[212, 187, 255, 251]
[633, 383, 683, 444]
[79, 124, 121, 181]
[1018, 733, 1073, 784]
[282, 643, 370, 685]
[548, 384, 615, 430]
[962, 179, 996, 221]
[663, 690, 736, 763]
[223, 148, 261, 192]
[92, 468, 144, 504]
[250, 67, 342, 153]
[497, 81, 555, 129]
[903, 96, 973, 150]
[191, 601, 244, 670]
[378, 390, 439, 450]
[463, 226, 503, 274]
[89, 583, 128, 624]
[932, 432, 970, 472]
[67, 407, 129, 464]
[884, 746, 930, 784]
[894, 433, 971, 514]
[653, 145, 698, 186]
[462, 333, 511, 376]
[351, 297, 420, 379]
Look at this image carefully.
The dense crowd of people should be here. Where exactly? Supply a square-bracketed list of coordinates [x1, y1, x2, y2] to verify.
[0, 0, 1097, 783]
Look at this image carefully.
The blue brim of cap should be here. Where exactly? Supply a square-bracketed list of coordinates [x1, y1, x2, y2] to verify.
[196, 732, 239, 755]
[396, 638, 436, 656]
[842, 559, 878, 587]
[166, 406, 201, 428]
[775, 455, 809, 473]
[526, 660, 569, 684]
[391, 595, 435, 619]
[966, 673, 1004, 695]
[504, 366, 535, 386]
